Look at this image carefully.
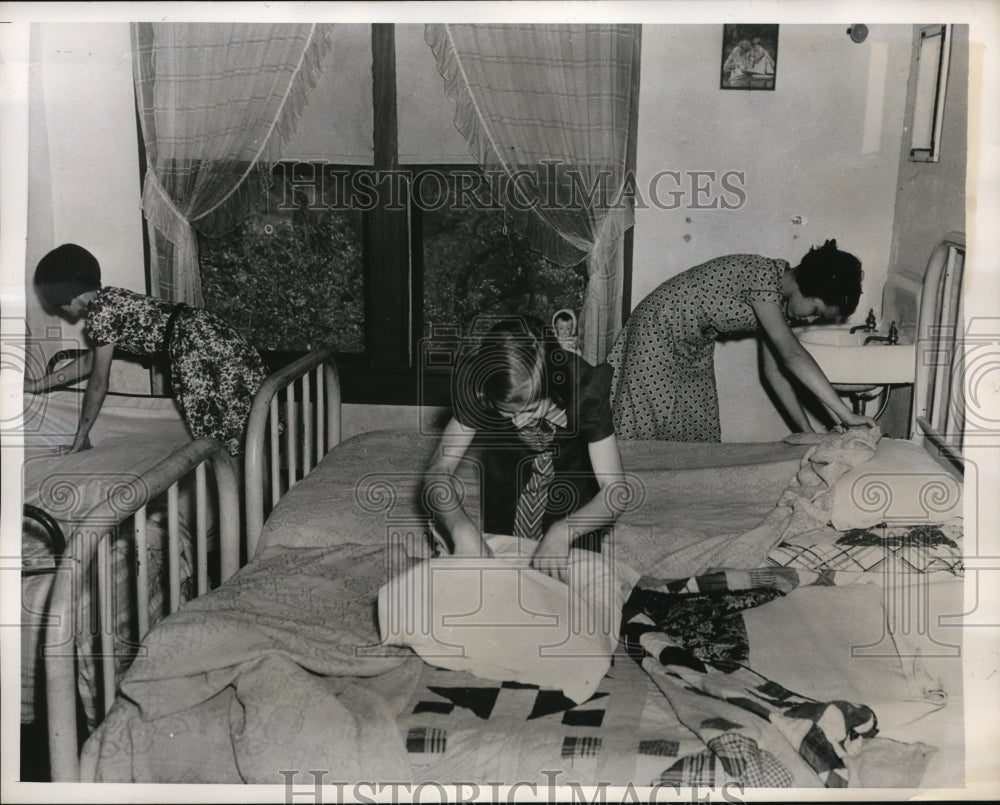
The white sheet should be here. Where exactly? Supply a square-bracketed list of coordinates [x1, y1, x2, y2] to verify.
[378, 535, 630, 704]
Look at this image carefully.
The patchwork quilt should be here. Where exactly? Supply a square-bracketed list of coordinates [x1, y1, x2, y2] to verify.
[398, 566, 940, 789]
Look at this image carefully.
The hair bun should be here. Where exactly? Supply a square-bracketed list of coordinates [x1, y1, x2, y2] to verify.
[824, 238, 838, 249]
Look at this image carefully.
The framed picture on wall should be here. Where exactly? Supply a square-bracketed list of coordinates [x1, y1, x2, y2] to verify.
[721, 24, 779, 90]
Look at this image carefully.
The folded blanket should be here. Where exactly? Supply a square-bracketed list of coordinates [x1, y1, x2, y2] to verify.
[612, 428, 882, 580]
[378, 535, 631, 704]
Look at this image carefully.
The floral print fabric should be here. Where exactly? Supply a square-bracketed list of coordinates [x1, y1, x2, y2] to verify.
[86, 286, 266, 455]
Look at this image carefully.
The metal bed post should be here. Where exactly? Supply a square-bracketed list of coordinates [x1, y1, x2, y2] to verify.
[244, 346, 341, 561]
[911, 231, 965, 472]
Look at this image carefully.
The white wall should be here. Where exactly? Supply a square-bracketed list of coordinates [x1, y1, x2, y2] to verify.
[26, 22, 147, 393]
[631, 25, 913, 441]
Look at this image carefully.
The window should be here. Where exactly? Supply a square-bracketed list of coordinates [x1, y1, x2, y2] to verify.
[192, 24, 624, 405]
[416, 167, 588, 330]
[199, 163, 365, 353]
[198, 162, 588, 399]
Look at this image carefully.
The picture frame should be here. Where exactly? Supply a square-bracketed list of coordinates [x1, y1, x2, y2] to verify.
[720, 24, 779, 90]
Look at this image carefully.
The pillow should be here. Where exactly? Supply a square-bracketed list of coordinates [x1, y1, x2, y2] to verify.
[377, 535, 629, 704]
[830, 439, 963, 530]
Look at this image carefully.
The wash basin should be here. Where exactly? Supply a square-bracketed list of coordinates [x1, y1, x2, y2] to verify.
[796, 324, 915, 388]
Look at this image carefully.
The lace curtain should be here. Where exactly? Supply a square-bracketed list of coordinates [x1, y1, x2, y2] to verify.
[131, 23, 331, 304]
[425, 23, 639, 363]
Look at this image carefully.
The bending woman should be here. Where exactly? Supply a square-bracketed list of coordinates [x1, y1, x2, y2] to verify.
[607, 240, 877, 441]
[424, 317, 627, 581]
[26, 243, 267, 456]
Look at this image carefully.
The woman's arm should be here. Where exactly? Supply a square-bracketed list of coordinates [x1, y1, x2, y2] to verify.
[532, 434, 627, 580]
[752, 300, 875, 428]
[24, 350, 94, 393]
[759, 338, 816, 432]
[424, 416, 491, 557]
[69, 343, 114, 453]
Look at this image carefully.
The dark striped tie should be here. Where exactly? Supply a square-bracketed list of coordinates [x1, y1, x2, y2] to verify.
[513, 449, 555, 540]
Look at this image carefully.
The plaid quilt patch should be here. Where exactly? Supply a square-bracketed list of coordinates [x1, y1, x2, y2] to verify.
[397, 644, 669, 785]
[767, 522, 964, 575]
[406, 727, 447, 754]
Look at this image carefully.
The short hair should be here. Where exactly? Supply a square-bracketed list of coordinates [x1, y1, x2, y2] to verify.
[794, 239, 863, 317]
[34, 243, 102, 308]
[452, 316, 567, 428]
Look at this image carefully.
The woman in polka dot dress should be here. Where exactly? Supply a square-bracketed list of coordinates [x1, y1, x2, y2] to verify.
[27, 243, 267, 456]
[606, 240, 877, 441]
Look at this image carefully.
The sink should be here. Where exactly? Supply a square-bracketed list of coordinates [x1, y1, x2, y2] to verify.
[796, 325, 915, 389]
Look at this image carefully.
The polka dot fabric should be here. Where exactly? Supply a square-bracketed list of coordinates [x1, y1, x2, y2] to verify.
[606, 255, 788, 442]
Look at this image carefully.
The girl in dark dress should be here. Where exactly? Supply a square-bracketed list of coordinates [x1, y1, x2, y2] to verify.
[424, 317, 628, 581]
[26, 243, 267, 456]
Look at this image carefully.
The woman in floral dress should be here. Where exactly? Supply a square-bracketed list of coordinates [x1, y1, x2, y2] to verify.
[606, 241, 877, 441]
[27, 243, 267, 456]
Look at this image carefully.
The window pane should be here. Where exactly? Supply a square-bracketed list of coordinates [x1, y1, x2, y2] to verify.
[420, 172, 587, 334]
[198, 166, 365, 353]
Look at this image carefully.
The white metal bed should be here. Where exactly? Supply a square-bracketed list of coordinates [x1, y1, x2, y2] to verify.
[33, 347, 342, 783]
[910, 230, 966, 468]
[40, 437, 241, 781]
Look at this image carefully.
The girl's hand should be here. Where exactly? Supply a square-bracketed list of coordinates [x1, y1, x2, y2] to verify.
[532, 522, 571, 583]
[839, 412, 877, 429]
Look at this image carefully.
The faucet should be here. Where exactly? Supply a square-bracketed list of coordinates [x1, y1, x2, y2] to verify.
[865, 321, 899, 345]
[850, 309, 877, 334]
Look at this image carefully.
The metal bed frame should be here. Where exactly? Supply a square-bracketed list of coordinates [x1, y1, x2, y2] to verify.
[243, 344, 341, 559]
[42, 437, 241, 781]
[910, 231, 966, 472]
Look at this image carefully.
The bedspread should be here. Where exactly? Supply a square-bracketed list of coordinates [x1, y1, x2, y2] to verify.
[80, 430, 958, 788]
[81, 540, 423, 783]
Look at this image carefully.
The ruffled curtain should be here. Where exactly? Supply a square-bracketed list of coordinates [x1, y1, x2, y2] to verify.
[425, 23, 639, 364]
[131, 23, 332, 304]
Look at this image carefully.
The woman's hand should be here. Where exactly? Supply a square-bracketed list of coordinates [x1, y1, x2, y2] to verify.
[532, 521, 571, 583]
[23, 376, 40, 394]
[838, 411, 877, 429]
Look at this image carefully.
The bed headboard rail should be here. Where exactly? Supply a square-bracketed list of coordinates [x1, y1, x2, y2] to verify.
[244, 345, 341, 558]
[911, 231, 965, 471]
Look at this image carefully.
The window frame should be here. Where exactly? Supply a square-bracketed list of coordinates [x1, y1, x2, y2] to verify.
[151, 23, 636, 407]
